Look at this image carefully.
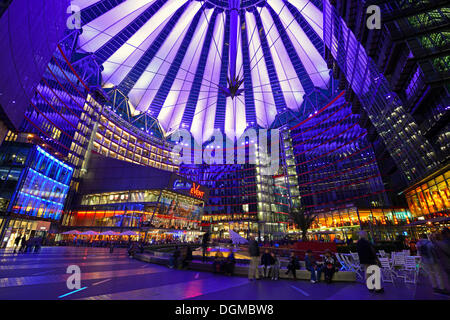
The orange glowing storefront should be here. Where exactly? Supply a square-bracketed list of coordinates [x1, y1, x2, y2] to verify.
[404, 164, 450, 230]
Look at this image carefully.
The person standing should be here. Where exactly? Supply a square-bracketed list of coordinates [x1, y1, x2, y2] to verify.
[434, 228, 450, 294]
[271, 252, 280, 280]
[248, 239, 260, 280]
[13, 234, 21, 253]
[357, 231, 383, 293]
[202, 232, 210, 262]
[19, 236, 27, 253]
[417, 233, 448, 294]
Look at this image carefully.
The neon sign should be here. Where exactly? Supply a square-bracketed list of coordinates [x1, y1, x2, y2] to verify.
[190, 183, 205, 199]
[173, 179, 191, 191]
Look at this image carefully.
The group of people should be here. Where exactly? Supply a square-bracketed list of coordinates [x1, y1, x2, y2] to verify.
[13, 235, 43, 254]
[356, 228, 450, 295]
[212, 249, 236, 276]
[168, 245, 194, 270]
[248, 239, 338, 282]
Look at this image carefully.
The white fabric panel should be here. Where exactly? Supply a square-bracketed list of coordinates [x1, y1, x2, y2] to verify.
[286, 0, 324, 37]
[130, 1, 202, 112]
[246, 12, 276, 128]
[260, 7, 303, 111]
[71, 0, 100, 10]
[78, 1, 156, 53]
[158, 8, 213, 133]
[273, 0, 329, 88]
[191, 10, 224, 143]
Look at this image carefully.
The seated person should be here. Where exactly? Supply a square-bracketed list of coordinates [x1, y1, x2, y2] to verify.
[261, 249, 274, 278]
[321, 249, 338, 283]
[212, 251, 225, 273]
[168, 246, 181, 269]
[305, 249, 322, 283]
[224, 250, 236, 276]
[285, 252, 300, 279]
[271, 252, 280, 280]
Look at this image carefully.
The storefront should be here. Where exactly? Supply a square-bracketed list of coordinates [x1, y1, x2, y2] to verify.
[295, 206, 415, 241]
[404, 164, 450, 220]
[61, 153, 208, 241]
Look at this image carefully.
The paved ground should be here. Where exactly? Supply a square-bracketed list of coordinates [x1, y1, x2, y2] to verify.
[0, 247, 448, 300]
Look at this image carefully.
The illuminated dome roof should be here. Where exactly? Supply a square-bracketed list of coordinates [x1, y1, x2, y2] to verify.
[75, 0, 330, 142]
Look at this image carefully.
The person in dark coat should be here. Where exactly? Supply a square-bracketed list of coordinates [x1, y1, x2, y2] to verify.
[169, 246, 181, 269]
[305, 249, 321, 283]
[260, 249, 274, 278]
[285, 252, 300, 280]
[248, 239, 260, 280]
[182, 245, 193, 269]
[202, 232, 210, 262]
[13, 235, 21, 253]
[224, 249, 236, 276]
[357, 231, 383, 293]
[212, 251, 225, 273]
[321, 249, 338, 283]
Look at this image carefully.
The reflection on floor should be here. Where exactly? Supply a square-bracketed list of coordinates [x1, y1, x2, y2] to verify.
[0, 247, 448, 300]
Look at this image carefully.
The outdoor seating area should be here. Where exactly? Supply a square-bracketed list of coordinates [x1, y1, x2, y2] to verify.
[334, 250, 423, 285]
[133, 252, 357, 282]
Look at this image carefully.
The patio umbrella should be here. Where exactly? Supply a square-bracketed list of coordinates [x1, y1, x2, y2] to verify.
[61, 230, 81, 235]
[100, 231, 119, 235]
[229, 230, 248, 244]
[120, 231, 138, 236]
[81, 231, 99, 235]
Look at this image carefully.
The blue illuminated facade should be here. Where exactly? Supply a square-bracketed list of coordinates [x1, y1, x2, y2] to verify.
[1, 143, 73, 221]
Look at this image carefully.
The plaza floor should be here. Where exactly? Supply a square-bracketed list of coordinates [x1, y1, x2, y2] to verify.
[0, 247, 448, 300]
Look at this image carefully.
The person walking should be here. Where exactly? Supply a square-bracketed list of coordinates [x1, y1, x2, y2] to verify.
[357, 231, 383, 293]
[34, 237, 42, 253]
[417, 233, 448, 295]
[434, 228, 450, 294]
[19, 236, 27, 253]
[13, 234, 21, 253]
[305, 249, 321, 283]
[248, 239, 260, 280]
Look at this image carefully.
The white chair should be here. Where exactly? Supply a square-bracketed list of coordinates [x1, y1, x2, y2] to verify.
[350, 252, 360, 263]
[336, 253, 350, 271]
[379, 257, 396, 283]
[399, 256, 419, 284]
[341, 254, 364, 281]
[349, 253, 364, 281]
[378, 250, 386, 258]
[392, 252, 406, 268]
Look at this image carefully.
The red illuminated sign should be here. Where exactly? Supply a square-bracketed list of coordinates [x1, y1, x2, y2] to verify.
[190, 183, 205, 199]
